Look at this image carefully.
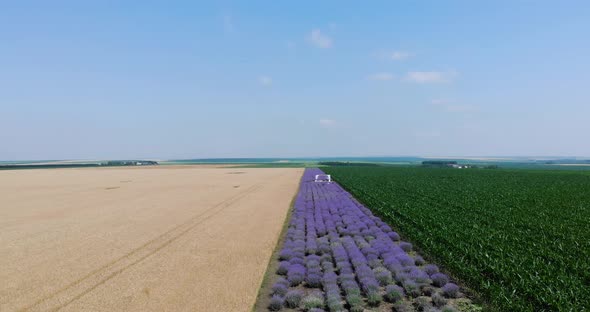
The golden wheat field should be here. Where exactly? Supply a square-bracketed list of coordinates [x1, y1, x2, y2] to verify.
[0, 166, 303, 311]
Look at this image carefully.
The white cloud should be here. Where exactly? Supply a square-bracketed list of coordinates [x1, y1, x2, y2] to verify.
[223, 14, 234, 33]
[406, 71, 457, 83]
[319, 119, 336, 127]
[390, 51, 411, 60]
[374, 50, 412, 61]
[367, 72, 394, 81]
[258, 75, 272, 86]
[307, 29, 333, 48]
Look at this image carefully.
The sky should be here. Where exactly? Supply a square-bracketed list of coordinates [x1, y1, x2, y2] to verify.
[1, 1, 589, 160]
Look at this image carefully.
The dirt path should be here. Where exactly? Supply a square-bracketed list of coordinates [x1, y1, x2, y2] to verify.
[0, 166, 302, 311]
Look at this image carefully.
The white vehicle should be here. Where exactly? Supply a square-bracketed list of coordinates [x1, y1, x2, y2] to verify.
[314, 174, 332, 183]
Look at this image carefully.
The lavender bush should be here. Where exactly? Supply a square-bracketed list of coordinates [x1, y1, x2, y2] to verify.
[302, 292, 324, 310]
[431, 273, 450, 287]
[442, 283, 460, 298]
[268, 295, 284, 311]
[423, 264, 440, 276]
[287, 263, 305, 286]
[276, 261, 289, 275]
[285, 289, 304, 308]
[432, 292, 448, 307]
[400, 242, 413, 252]
[384, 284, 404, 303]
[271, 283, 288, 296]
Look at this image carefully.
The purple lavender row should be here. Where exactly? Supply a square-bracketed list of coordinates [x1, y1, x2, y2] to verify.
[268, 168, 461, 311]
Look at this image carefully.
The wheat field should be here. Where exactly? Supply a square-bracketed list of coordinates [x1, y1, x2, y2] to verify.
[0, 166, 303, 311]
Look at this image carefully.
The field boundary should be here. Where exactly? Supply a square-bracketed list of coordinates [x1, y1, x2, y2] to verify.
[251, 172, 303, 312]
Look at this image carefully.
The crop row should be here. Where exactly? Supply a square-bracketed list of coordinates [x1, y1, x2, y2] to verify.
[266, 168, 479, 312]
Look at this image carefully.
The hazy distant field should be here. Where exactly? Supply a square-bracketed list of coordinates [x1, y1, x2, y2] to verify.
[0, 166, 302, 311]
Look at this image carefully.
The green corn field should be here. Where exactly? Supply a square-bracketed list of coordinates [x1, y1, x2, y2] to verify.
[324, 166, 590, 311]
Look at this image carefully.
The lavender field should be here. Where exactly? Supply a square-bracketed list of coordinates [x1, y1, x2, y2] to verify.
[263, 168, 479, 312]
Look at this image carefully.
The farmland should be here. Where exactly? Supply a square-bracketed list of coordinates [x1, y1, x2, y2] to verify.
[258, 168, 479, 312]
[0, 166, 302, 311]
[323, 166, 590, 311]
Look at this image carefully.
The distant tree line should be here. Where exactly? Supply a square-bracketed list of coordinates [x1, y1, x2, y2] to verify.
[105, 160, 158, 166]
[319, 161, 381, 167]
[421, 161, 499, 169]
[422, 161, 458, 166]
[0, 160, 158, 170]
[542, 159, 590, 164]
[0, 164, 101, 170]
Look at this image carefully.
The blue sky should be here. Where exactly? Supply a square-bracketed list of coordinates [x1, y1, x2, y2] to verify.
[1, 1, 589, 160]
